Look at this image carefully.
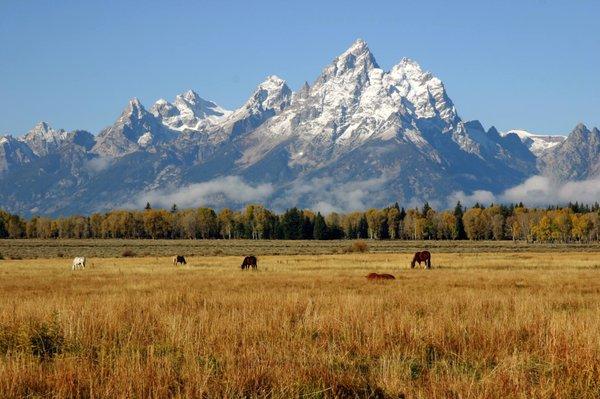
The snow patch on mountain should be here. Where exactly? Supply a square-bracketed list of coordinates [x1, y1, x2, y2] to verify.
[151, 90, 231, 132]
[137, 132, 153, 147]
[503, 129, 565, 156]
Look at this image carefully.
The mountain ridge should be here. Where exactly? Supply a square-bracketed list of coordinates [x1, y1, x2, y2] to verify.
[0, 39, 597, 216]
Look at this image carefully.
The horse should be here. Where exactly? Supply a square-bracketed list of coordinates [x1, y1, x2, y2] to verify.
[366, 272, 395, 280]
[411, 251, 431, 269]
[173, 255, 187, 266]
[241, 255, 257, 270]
[72, 257, 86, 270]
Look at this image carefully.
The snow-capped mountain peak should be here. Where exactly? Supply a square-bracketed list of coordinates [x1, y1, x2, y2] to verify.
[388, 58, 456, 122]
[200, 76, 293, 143]
[152, 90, 231, 131]
[503, 129, 565, 156]
[150, 98, 179, 119]
[21, 121, 69, 156]
[317, 39, 378, 84]
[173, 90, 230, 120]
[119, 98, 148, 122]
[243, 75, 291, 113]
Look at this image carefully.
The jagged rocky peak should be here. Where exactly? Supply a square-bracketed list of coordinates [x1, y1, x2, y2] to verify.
[563, 123, 600, 149]
[24, 121, 66, 141]
[117, 97, 151, 124]
[570, 123, 593, 139]
[0, 134, 37, 173]
[244, 75, 292, 113]
[388, 58, 457, 122]
[503, 128, 566, 156]
[152, 89, 231, 131]
[539, 123, 600, 181]
[204, 76, 293, 142]
[150, 98, 179, 119]
[315, 39, 378, 88]
[92, 97, 170, 157]
[332, 38, 378, 74]
[22, 121, 70, 156]
[173, 89, 230, 120]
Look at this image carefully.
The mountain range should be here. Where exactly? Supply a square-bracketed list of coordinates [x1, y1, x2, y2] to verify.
[1, 39, 598, 216]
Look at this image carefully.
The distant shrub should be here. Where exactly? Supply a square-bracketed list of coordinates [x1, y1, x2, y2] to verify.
[9, 255, 22, 260]
[0, 253, 4, 260]
[121, 250, 136, 257]
[56, 252, 64, 258]
[344, 240, 369, 253]
[212, 249, 224, 256]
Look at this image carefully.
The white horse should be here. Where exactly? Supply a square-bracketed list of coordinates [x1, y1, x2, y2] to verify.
[72, 257, 86, 270]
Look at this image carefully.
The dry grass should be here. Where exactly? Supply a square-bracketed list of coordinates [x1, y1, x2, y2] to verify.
[1, 251, 600, 398]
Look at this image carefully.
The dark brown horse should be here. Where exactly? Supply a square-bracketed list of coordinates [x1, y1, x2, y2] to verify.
[411, 251, 431, 269]
[173, 255, 186, 266]
[366, 272, 396, 280]
[241, 255, 258, 270]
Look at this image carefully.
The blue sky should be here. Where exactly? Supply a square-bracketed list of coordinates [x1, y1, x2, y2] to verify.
[1, 0, 598, 136]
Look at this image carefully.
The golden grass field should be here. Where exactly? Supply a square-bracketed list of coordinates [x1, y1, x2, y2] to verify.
[1, 247, 600, 398]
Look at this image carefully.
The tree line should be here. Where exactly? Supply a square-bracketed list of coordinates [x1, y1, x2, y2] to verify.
[1, 201, 600, 242]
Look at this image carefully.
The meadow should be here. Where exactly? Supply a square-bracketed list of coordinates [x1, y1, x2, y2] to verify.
[2, 239, 600, 259]
[0, 243, 600, 398]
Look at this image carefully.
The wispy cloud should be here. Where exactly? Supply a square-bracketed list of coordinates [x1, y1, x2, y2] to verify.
[447, 189, 497, 207]
[447, 175, 600, 207]
[134, 176, 274, 209]
[274, 175, 390, 213]
[502, 175, 600, 205]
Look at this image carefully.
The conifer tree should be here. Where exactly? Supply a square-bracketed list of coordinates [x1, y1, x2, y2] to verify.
[454, 201, 466, 239]
[357, 215, 369, 238]
[313, 212, 328, 240]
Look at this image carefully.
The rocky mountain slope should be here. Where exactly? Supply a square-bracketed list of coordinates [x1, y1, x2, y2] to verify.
[502, 129, 565, 157]
[539, 124, 600, 181]
[0, 39, 594, 216]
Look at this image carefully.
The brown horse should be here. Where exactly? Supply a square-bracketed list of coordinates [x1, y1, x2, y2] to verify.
[366, 273, 396, 280]
[241, 255, 258, 270]
[173, 255, 187, 266]
[411, 251, 431, 269]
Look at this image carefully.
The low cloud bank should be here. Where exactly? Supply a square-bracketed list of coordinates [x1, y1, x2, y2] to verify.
[273, 176, 390, 214]
[448, 175, 600, 208]
[135, 176, 274, 209]
[133, 174, 599, 213]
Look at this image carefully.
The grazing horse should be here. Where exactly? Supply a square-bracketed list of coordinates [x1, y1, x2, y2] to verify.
[72, 257, 86, 270]
[411, 251, 431, 269]
[173, 255, 187, 266]
[241, 255, 258, 270]
[366, 273, 395, 280]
